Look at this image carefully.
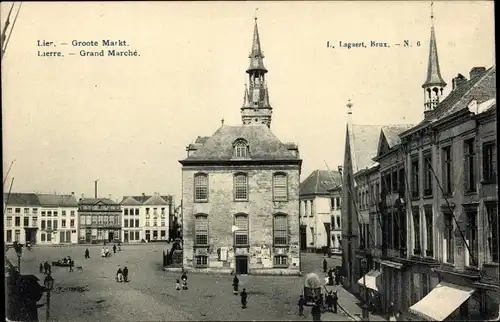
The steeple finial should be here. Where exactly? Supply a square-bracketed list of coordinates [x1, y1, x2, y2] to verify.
[347, 99, 353, 115]
[246, 14, 267, 74]
[422, 2, 446, 89]
[430, 2, 434, 22]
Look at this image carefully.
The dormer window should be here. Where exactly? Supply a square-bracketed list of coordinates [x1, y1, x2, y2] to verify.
[234, 139, 249, 158]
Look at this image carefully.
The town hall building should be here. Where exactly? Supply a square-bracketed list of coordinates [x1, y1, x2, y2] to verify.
[179, 18, 302, 275]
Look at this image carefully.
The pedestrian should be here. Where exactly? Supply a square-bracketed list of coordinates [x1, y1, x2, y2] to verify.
[240, 288, 248, 309]
[332, 291, 338, 313]
[335, 270, 341, 285]
[105, 247, 110, 257]
[232, 275, 239, 295]
[325, 291, 333, 312]
[101, 247, 106, 258]
[175, 279, 181, 290]
[113, 244, 117, 254]
[69, 259, 74, 272]
[84, 248, 90, 259]
[323, 258, 327, 273]
[43, 261, 50, 275]
[328, 268, 334, 286]
[311, 303, 322, 321]
[181, 271, 187, 282]
[116, 266, 123, 282]
[298, 295, 305, 316]
[182, 280, 188, 290]
[123, 266, 129, 282]
[39, 263, 43, 274]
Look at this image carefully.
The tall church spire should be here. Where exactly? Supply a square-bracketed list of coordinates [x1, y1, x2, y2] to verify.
[241, 17, 273, 128]
[422, 2, 446, 117]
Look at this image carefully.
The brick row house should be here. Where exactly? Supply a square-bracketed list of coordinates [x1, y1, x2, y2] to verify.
[341, 10, 498, 321]
[299, 170, 342, 253]
[4, 192, 79, 245]
[120, 193, 174, 243]
[179, 18, 302, 275]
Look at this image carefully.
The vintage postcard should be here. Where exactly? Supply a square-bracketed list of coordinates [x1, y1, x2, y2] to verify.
[2, 1, 497, 321]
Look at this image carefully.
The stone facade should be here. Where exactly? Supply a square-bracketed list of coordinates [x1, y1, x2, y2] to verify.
[182, 165, 301, 274]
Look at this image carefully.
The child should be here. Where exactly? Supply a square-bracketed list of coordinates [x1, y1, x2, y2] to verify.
[298, 295, 305, 316]
[175, 279, 181, 290]
[182, 280, 188, 290]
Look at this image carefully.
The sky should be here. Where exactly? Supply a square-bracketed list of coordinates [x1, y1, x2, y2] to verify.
[1, 1, 495, 205]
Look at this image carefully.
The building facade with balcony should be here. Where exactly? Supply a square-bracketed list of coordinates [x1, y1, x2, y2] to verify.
[299, 170, 341, 253]
[78, 198, 121, 244]
[120, 193, 174, 243]
[179, 18, 302, 275]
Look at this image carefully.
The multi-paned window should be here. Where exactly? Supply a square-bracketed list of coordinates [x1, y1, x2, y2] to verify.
[486, 203, 499, 263]
[234, 173, 248, 200]
[273, 255, 288, 267]
[196, 255, 208, 267]
[423, 152, 433, 196]
[442, 146, 453, 195]
[273, 173, 288, 201]
[464, 138, 476, 192]
[234, 214, 249, 246]
[466, 209, 478, 267]
[412, 207, 421, 255]
[483, 142, 497, 183]
[411, 158, 419, 198]
[424, 206, 433, 257]
[234, 140, 248, 158]
[6, 217, 12, 227]
[195, 214, 208, 246]
[444, 212, 454, 264]
[273, 214, 288, 245]
[194, 173, 209, 202]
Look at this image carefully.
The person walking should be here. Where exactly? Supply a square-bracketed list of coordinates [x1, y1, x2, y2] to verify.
[43, 261, 50, 275]
[323, 258, 328, 273]
[39, 263, 43, 274]
[332, 291, 338, 313]
[84, 248, 90, 259]
[298, 295, 305, 316]
[113, 244, 117, 254]
[123, 266, 129, 282]
[181, 271, 187, 283]
[68, 259, 74, 272]
[116, 266, 123, 282]
[240, 288, 248, 309]
[232, 275, 239, 295]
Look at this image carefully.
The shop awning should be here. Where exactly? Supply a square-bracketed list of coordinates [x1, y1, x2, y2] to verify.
[409, 282, 475, 321]
[357, 269, 382, 292]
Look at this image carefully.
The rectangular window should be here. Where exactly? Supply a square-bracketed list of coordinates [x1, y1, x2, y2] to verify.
[145, 220, 150, 227]
[274, 215, 288, 245]
[92, 216, 97, 225]
[234, 215, 249, 246]
[6, 230, 12, 242]
[70, 211, 75, 216]
[195, 216, 208, 245]
[387, 213, 394, 249]
[53, 220, 58, 229]
[47, 233, 52, 242]
[392, 170, 398, 192]
[23, 217, 29, 227]
[411, 158, 419, 198]
[153, 219, 157, 226]
[161, 208, 165, 216]
[135, 231, 140, 240]
[194, 174, 209, 202]
[47, 220, 52, 229]
[273, 255, 288, 266]
[24, 208, 29, 214]
[442, 146, 453, 195]
[135, 219, 139, 227]
[41, 220, 46, 230]
[444, 213, 454, 263]
[146, 208, 150, 215]
[15, 208, 21, 213]
[486, 204, 499, 263]
[424, 207, 433, 257]
[423, 153, 433, 196]
[413, 207, 421, 255]
[464, 139, 476, 192]
[6, 217, 12, 227]
[196, 255, 208, 267]
[330, 198, 335, 210]
[273, 174, 288, 201]
[62, 219, 66, 228]
[466, 210, 478, 267]
[398, 168, 405, 193]
[41, 211, 46, 217]
[135, 209, 139, 215]
[7, 208, 12, 213]
[336, 216, 341, 229]
[41, 233, 46, 242]
[392, 211, 400, 249]
[124, 220, 129, 228]
[15, 230, 20, 241]
[70, 219, 75, 227]
[47, 211, 52, 216]
[32, 217, 37, 227]
[234, 174, 248, 200]
[53, 211, 58, 216]
[124, 209, 129, 216]
[15, 217, 20, 226]
[483, 142, 497, 183]
[62, 210, 67, 216]
[336, 197, 341, 209]
[33, 208, 38, 214]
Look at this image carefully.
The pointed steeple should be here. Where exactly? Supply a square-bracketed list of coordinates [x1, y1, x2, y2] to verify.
[246, 18, 268, 74]
[241, 17, 272, 128]
[422, 2, 446, 117]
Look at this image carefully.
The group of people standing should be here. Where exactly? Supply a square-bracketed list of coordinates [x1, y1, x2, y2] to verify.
[116, 265, 129, 282]
[175, 271, 189, 290]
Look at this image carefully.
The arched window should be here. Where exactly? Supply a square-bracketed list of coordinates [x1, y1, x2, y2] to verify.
[194, 214, 208, 246]
[194, 173, 208, 202]
[273, 214, 288, 246]
[234, 139, 249, 158]
[273, 173, 288, 201]
[234, 173, 248, 200]
[234, 214, 249, 246]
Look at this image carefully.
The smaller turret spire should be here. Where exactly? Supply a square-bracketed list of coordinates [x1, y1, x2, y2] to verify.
[246, 17, 267, 74]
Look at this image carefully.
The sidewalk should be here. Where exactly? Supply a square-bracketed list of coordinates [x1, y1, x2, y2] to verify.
[334, 285, 386, 321]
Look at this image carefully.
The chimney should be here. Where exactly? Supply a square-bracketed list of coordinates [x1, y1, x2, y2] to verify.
[470, 67, 486, 80]
[71, 192, 75, 196]
[142, 193, 146, 197]
[95, 180, 98, 198]
[452, 74, 468, 90]
[108, 193, 112, 200]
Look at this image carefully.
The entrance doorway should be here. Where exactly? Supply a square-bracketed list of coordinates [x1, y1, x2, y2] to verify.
[235, 256, 248, 274]
[300, 226, 307, 251]
[108, 232, 114, 242]
[25, 228, 37, 244]
[86, 228, 92, 243]
[124, 231, 129, 242]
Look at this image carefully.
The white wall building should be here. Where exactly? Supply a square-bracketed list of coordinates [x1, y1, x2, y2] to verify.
[299, 170, 342, 253]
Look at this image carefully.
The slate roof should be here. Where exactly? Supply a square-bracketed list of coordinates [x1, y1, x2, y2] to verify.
[120, 195, 172, 205]
[3, 193, 40, 206]
[37, 194, 78, 207]
[401, 67, 496, 138]
[300, 170, 341, 196]
[350, 125, 384, 173]
[381, 125, 416, 149]
[182, 125, 300, 161]
[78, 198, 117, 205]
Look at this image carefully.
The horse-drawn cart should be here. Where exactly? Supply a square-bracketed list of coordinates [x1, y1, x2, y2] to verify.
[303, 273, 322, 306]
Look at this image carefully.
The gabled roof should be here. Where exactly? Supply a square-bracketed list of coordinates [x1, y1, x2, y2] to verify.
[181, 125, 299, 162]
[300, 170, 341, 196]
[37, 194, 78, 207]
[120, 196, 142, 205]
[381, 125, 416, 149]
[4, 193, 40, 207]
[78, 198, 117, 205]
[143, 195, 170, 206]
[120, 195, 172, 205]
[350, 125, 384, 173]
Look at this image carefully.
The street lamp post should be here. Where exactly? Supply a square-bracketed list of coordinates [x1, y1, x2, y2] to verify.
[16, 250, 22, 273]
[44, 273, 54, 321]
[361, 258, 370, 321]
